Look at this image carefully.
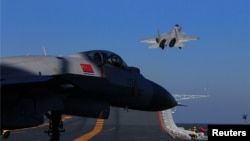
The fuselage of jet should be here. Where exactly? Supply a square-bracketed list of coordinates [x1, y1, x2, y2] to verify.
[0, 50, 177, 130]
[140, 24, 199, 50]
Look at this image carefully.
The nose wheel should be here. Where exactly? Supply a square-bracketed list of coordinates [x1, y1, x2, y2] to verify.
[45, 111, 65, 141]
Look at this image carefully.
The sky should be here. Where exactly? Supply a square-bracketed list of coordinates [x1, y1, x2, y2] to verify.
[1, 0, 250, 124]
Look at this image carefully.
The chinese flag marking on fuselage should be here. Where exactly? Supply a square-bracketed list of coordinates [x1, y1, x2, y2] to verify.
[80, 64, 94, 73]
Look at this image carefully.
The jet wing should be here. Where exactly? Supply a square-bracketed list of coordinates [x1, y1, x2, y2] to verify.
[0, 73, 105, 88]
[1, 76, 53, 86]
[140, 38, 157, 44]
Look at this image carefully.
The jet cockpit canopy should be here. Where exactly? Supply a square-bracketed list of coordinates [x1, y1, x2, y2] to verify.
[70, 50, 139, 73]
[86, 50, 128, 69]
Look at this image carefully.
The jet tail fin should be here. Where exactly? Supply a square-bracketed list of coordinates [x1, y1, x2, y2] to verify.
[156, 29, 161, 43]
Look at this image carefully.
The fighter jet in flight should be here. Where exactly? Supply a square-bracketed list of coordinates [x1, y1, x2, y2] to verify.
[0, 50, 177, 140]
[140, 24, 199, 50]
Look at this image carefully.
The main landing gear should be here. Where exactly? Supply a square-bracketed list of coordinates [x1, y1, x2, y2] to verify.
[45, 111, 65, 141]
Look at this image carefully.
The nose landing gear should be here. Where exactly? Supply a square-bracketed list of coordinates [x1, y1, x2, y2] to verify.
[45, 111, 65, 141]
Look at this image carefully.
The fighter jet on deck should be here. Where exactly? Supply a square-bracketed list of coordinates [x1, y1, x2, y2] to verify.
[140, 24, 199, 50]
[0, 50, 177, 140]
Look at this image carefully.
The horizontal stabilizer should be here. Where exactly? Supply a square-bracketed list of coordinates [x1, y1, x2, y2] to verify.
[140, 38, 156, 44]
[174, 42, 185, 48]
[148, 44, 159, 48]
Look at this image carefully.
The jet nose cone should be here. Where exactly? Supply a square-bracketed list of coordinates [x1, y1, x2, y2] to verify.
[149, 81, 177, 111]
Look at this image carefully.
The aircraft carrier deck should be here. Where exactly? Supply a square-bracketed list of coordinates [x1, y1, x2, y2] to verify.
[2, 107, 208, 141]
